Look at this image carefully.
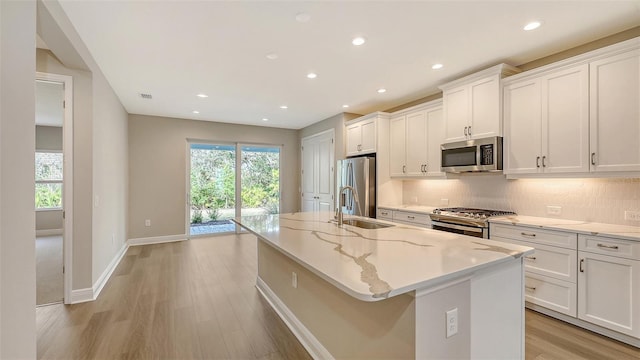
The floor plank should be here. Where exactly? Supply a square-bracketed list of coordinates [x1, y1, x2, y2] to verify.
[36, 234, 639, 359]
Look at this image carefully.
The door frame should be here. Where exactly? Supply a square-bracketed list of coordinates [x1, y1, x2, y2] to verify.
[185, 139, 283, 237]
[36, 71, 73, 304]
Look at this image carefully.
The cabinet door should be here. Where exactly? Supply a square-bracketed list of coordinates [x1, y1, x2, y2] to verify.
[543, 64, 590, 173]
[405, 111, 428, 176]
[316, 134, 334, 212]
[443, 86, 468, 142]
[359, 120, 377, 154]
[578, 251, 640, 337]
[469, 75, 501, 139]
[345, 123, 361, 156]
[590, 49, 640, 172]
[389, 116, 407, 177]
[504, 79, 542, 174]
[425, 108, 444, 176]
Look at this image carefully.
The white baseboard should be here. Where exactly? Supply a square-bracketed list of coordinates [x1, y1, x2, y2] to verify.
[127, 234, 187, 246]
[70, 288, 93, 304]
[36, 228, 63, 237]
[256, 277, 333, 360]
[92, 243, 129, 300]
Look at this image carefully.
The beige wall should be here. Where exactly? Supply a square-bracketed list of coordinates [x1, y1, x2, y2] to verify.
[258, 240, 415, 358]
[0, 0, 37, 357]
[37, 0, 129, 290]
[128, 114, 299, 239]
[36, 125, 62, 150]
[299, 112, 361, 161]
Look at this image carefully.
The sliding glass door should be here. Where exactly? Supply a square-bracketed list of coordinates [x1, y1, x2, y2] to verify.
[188, 142, 280, 236]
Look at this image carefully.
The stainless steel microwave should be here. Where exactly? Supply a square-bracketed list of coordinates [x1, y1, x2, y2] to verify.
[441, 136, 503, 173]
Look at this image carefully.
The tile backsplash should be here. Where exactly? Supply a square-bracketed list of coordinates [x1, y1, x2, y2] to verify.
[403, 175, 640, 226]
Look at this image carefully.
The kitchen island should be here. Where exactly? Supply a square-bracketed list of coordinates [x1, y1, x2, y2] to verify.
[233, 211, 534, 359]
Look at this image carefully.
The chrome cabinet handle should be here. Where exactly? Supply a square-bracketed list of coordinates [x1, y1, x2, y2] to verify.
[591, 152, 596, 165]
[525, 256, 536, 261]
[407, 215, 415, 220]
[525, 286, 536, 291]
[536, 156, 541, 168]
[542, 156, 547, 167]
[597, 243, 619, 250]
[521, 232, 536, 237]
[402, 165, 406, 173]
[464, 126, 468, 136]
[381, 211, 388, 215]
[580, 259, 585, 272]
[468, 126, 472, 136]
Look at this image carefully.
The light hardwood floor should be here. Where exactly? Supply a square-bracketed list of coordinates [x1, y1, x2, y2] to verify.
[37, 234, 640, 359]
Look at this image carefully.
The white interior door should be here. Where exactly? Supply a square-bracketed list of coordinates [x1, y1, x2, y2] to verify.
[301, 129, 334, 212]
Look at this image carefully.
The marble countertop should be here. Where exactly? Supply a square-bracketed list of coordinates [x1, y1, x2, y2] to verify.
[233, 212, 533, 302]
[490, 215, 640, 242]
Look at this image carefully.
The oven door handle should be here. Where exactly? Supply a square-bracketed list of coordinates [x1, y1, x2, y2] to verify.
[431, 220, 484, 233]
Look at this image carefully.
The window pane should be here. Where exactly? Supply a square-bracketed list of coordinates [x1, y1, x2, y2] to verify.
[241, 146, 280, 216]
[35, 152, 63, 181]
[36, 183, 62, 209]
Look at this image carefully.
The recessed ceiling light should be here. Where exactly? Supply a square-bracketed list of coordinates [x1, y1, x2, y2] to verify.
[377, 88, 387, 94]
[524, 21, 541, 31]
[432, 63, 444, 70]
[266, 53, 279, 60]
[196, 93, 208, 98]
[192, 110, 200, 114]
[295, 12, 311, 23]
[352, 37, 366, 46]
[342, 104, 349, 108]
[262, 118, 269, 121]
[280, 105, 288, 109]
[307, 72, 317, 79]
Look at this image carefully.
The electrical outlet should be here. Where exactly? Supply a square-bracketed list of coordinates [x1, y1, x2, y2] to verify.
[145, 219, 151, 227]
[441, 198, 449, 206]
[546, 206, 562, 216]
[625, 211, 640, 221]
[446, 308, 458, 338]
[291, 272, 298, 288]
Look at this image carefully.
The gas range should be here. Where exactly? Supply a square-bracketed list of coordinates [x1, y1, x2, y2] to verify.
[430, 207, 516, 238]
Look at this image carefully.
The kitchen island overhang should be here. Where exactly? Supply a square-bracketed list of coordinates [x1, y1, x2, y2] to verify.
[234, 212, 534, 359]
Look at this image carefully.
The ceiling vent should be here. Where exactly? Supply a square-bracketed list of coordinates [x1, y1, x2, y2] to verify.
[139, 93, 153, 99]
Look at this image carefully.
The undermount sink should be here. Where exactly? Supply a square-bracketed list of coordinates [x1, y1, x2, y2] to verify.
[341, 219, 395, 229]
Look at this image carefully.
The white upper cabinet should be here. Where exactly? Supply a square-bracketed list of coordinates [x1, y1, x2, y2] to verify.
[440, 64, 520, 142]
[590, 48, 640, 172]
[504, 38, 640, 177]
[504, 64, 589, 175]
[346, 116, 377, 156]
[389, 101, 444, 178]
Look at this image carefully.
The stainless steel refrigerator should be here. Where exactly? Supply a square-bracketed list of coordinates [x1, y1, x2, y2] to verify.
[336, 156, 376, 218]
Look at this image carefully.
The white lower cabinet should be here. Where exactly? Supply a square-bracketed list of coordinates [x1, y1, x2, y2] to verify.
[377, 208, 431, 228]
[578, 234, 640, 338]
[525, 273, 577, 317]
[491, 223, 640, 342]
[491, 224, 578, 317]
[377, 207, 393, 221]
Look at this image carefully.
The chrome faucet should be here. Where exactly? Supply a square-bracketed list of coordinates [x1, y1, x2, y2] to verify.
[337, 185, 360, 226]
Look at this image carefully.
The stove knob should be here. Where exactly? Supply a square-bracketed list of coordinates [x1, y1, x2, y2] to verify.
[474, 214, 481, 219]
[480, 214, 487, 219]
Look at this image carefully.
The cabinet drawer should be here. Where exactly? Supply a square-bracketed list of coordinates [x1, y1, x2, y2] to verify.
[377, 208, 393, 220]
[493, 237, 577, 282]
[393, 211, 431, 227]
[491, 223, 577, 249]
[525, 273, 577, 317]
[578, 234, 640, 260]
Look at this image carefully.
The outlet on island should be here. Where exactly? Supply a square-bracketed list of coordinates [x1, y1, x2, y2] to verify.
[145, 219, 151, 227]
[291, 272, 298, 288]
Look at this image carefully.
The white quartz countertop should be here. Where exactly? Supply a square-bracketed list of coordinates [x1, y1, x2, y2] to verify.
[378, 204, 437, 214]
[490, 215, 640, 242]
[233, 212, 533, 302]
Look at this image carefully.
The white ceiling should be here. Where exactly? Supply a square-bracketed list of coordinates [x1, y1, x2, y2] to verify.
[57, 1, 640, 130]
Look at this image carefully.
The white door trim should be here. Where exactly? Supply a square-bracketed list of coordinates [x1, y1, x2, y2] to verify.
[36, 71, 73, 304]
[300, 129, 335, 212]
